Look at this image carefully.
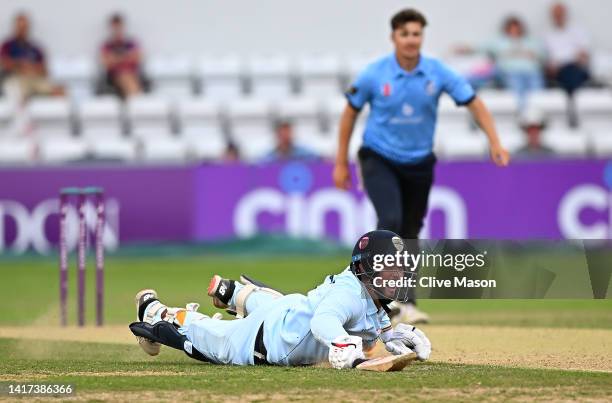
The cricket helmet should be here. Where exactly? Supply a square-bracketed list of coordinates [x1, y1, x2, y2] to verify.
[349, 230, 414, 303]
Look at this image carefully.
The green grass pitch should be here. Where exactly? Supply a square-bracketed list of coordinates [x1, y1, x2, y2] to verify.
[1, 254, 611, 401]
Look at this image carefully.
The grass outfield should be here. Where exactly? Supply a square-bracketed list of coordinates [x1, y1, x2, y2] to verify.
[1, 254, 611, 401]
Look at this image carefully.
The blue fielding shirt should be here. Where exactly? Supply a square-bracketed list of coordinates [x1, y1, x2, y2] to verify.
[346, 53, 475, 164]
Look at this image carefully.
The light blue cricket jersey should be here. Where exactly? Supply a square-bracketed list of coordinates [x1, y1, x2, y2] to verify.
[263, 267, 391, 366]
[346, 53, 476, 164]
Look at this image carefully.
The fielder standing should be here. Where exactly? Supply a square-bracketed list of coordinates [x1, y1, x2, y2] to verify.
[333, 9, 510, 324]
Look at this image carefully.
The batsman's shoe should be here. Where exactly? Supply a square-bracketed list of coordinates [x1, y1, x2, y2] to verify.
[135, 289, 162, 356]
[389, 302, 430, 326]
[207, 275, 236, 310]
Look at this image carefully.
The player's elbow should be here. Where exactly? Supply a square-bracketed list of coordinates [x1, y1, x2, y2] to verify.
[343, 103, 360, 119]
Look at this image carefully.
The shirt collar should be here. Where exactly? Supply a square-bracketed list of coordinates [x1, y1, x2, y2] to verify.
[391, 53, 428, 78]
[346, 267, 384, 315]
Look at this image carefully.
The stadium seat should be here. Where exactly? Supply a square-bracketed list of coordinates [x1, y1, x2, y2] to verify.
[0, 136, 35, 164]
[198, 54, 244, 100]
[592, 50, 612, 86]
[322, 96, 367, 133]
[88, 136, 138, 161]
[176, 98, 223, 134]
[498, 128, 527, 153]
[294, 127, 335, 159]
[445, 54, 493, 78]
[238, 135, 275, 162]
[140, 136, 188, 162]
[297, 54, 342, 97]
[437, 131, 489, 159]
[182, 129, 227, 161]
[575, 88, 612, 132]
[526, 90, 569, 128]
[588, 130, 612, 157]
[146, 55, 195, 99]
[276, 97, 321, 135]
[346, 53, 378, 82]
[25, 97, 73, 135]
[247, 54, 293, 99]
[48, 56, 95, 100]
[38, 135, 88, 162]
[126, 95, 173, 135]
[226, 99, 274, 161]
[0, 98, 15, 134]
[227, 98, 272, 138]
[542, 129, 588, 157]
[477, 89, 519, 131]
[77, 96, 123, 139]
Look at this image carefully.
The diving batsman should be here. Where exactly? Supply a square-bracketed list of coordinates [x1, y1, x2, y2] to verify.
[129, 230, 431, 369]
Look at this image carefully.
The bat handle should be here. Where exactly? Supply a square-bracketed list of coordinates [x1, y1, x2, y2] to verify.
[352, 358, 368, 368]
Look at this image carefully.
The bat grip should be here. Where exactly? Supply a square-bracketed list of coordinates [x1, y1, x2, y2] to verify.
[352, 358, 368, 368]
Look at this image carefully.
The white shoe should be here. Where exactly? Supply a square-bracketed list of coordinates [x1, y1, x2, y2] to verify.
[389, 302, 430, 326]
[134, 289, 162, 356]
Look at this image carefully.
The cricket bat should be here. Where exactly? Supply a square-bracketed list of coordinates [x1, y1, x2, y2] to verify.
[355, 352, 417, 372]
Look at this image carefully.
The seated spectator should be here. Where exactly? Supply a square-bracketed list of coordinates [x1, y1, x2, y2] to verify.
[0, 13, 64, 103]
[100, 13, 144, 98]
[514, 109, 555, 159]
[544, 2, 590, 95]
[261, 120, 318, 162]
[223, 141, 241, 162]
[487, 16, 544, 111]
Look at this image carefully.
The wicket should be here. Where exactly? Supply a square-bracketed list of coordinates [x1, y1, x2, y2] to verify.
[59, 187, 105, 327]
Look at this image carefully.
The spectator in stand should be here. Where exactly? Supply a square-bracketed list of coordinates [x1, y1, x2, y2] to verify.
[514, 109, 555, 159]
[100, 13, 144, 98]
[262, 120, 318, 162]
[544, 2, 590, 96]
[223, 141, 241, 162]
[488, 16, 544, 111]
[0, 13, 64, 103]
[455, 15, 544, 111]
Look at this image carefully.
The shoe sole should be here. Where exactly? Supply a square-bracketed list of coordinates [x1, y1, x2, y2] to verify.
[134, 289, 161, 356]
[207, 275, 228, 309]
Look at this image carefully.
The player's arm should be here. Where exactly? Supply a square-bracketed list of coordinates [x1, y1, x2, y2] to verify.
[333, 105, 359, 190]
[310, 291, 365, 369]
[467, 97, 510, 167]
[440, 61, 509, 167]
[333, 68, 373, 190]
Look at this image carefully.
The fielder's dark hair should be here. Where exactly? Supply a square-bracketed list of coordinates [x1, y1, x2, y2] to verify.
[274, 119, 293, 132]
[390, 9, 428, 30]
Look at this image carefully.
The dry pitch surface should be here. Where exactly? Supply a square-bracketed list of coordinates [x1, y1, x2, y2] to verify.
[1, 324, 611, 373]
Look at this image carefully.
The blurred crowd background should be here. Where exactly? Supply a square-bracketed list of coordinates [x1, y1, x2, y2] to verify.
[0, 0, 610, 164]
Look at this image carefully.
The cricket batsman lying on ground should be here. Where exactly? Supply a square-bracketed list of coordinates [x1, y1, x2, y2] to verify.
[129, 230, 431, 369]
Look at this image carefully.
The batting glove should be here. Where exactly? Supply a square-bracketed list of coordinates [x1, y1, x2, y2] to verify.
[382, 324, 432, 361]
[328, 335, 365, 369]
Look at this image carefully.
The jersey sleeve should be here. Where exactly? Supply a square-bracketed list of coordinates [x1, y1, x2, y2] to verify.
[378, 310, 392, 332]
[439, 61, 476, 106]
[345, 67, 375, 111]
[310, 289, 364, 346]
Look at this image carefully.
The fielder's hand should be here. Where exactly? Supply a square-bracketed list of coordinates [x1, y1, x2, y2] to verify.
[490, 143, 510, 167]
[332, 162, 351, 190]
[329, 335, 365, 369]
[384, 324, 432, 361]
